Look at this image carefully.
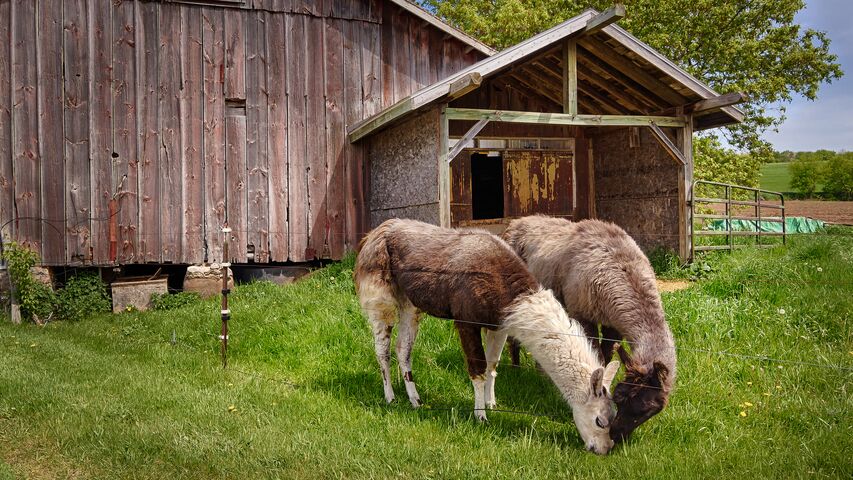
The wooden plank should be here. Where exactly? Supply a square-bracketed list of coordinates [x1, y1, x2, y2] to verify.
[136, 0, 160, 263]
[581, 4, 626, 34]
[450, 151, 472, 226]
[305, 15, 326, 259]
[203, 6, 226, 262]
[37, 0, 65, 264]
[576, 61, 647, 112]
[438, 106, 450, 227]
[573, 131, 590, 219]
[246, 9, 270, 262]
[63, 0, 91, 264]
[391, 9, 411, 103]
[444, 108, 686, 127]
[112, 0, 138, 264]
[181, 5, 204, 263]
[380, 4, 395, 109]
[577, 47, 665, 110]
[648, 122, 686, 166]
[0, 1, 14, 244]
[159, 2, 182, 263]
[286, 14, 308, 262]
[266, 12, 288, 261]
[563, 40, 577, 115]
[361, 23, 381, 117]
[90, 0, 113, 264]
[11, 0, 41, 255]
[678, 113, 694, 260]
[387, 0, 494, 56]
[324, 16, 345, 259]
[447, 119, 489, 163]
[411, 19, 429, 89]
[342, 19, 363, 250]
[578, 36, 687, 106]
[224, 8, 246, 100]
[448, 72, 482, 100]
[226, 114, 248, 262]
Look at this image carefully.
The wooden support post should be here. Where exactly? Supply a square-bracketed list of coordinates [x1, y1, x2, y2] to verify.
[648, 122, 687, 166]
[220, 225, 231, 368]
[447, 118, 489, 164]
[677, 112, 694, 260]
[439, 106, 451, 227]
[563, 40, 577, 115]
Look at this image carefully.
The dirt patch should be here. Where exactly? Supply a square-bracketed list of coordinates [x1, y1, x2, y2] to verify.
[656, 279, 691, 293]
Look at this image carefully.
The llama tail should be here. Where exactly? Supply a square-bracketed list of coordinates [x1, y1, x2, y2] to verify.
[354, 219, 396, 293]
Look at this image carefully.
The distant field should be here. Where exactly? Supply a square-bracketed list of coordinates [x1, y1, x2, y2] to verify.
[760, 161, 826, 193]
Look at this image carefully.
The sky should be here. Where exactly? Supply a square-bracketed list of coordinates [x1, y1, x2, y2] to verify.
[761, 0, 853, 152]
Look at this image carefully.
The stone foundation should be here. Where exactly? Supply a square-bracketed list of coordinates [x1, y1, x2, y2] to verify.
[183, 264, 234, 299]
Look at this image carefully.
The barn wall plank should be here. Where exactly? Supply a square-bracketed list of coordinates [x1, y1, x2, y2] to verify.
[305, 15, 327, 259]
[136, 0, 160, 262]
[89, 0, 113, 264]
[324, 16, 345, 259]
[112, 0, 138, 264]
[224, 8, 246, 100]
[390, 10, 410, 103]
[181, 5, 204, 263]
[245, 9, 270, 262]
[342, 19, 364, 249]
[203, 6, 227, 263]
[158, 2, 182, 263]
[266, 12, 288, 261]
[286, 14, 308, 261]
[226, 114, 248, 262]
[37, 0, 65, 264]
[11, 0, 42, 255]
[0, 2, 13, 244]
[63, 0, 91, 264]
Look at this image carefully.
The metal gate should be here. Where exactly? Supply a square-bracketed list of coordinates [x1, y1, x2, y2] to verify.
[691, 180, 786, 256]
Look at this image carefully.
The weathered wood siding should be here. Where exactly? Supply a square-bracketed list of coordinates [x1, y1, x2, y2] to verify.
[367, 107, 441, 227]
[0, 0, 484, 265]
[591, 127, 680, 252]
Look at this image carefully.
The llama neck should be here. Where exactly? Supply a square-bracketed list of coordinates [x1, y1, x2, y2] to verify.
[502, 289, 602, 405]
[628, 321, 677, 391]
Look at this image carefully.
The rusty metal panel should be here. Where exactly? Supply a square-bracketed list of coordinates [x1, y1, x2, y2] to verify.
[450, 152, 472, 226]
[504, 150, 573, 218]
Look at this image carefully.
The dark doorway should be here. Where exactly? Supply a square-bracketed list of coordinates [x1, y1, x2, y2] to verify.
[471, 153, 504, 220]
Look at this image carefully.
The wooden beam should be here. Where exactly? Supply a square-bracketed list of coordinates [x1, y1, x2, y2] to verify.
[388, 0, 495, 56]
[447, 118, 489, 163]
[445, 108, 686, 127]
[439, 107, 451, 227]
[579, 36, 687, 106]
[581, 4, 626, 35]
[577, 48, 665, 110]
[648, 122, 687, 165]
[686, 92, 746, 113]
[563, 40, 578, 115]
[348, 97, 413, 143]
[448, 72, 482, 99]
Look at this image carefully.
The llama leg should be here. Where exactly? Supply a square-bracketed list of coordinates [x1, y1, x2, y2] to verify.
[484, 329, 508, 409]
[395, 301, 422, 407]
[600, 325, 623, 363]
[456, 323, 488, 422]
[508, 337, 522, 367]
[370, 320, 396, 404]
[359, 274, 398, 404]
[579, 319, 603, 361]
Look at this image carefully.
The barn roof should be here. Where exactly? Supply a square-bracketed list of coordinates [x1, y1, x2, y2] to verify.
[388, 0, 495, 57]
[349, 8, 745, 142]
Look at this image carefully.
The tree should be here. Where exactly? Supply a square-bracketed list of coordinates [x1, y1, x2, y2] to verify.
[421, 0, 843, 183]
[693, 137, 759, 188]
[822, 155, 853, 200]
[789, 157, 824, 197]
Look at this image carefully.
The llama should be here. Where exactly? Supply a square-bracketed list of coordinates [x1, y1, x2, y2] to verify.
[354, 219, 620, 454]
[502, 216, 676, 443]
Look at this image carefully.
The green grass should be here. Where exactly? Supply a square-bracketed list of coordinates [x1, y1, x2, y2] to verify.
[760, 161, 827, 193]
[2, 231, 852, 479]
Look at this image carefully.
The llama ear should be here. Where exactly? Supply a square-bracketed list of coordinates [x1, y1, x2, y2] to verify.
[589, 367, 604, 396]
[653, 361, 669, 386]
[602, 360, 621, 392]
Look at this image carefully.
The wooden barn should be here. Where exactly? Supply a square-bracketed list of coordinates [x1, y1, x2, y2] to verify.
[0, 1, 742, 268]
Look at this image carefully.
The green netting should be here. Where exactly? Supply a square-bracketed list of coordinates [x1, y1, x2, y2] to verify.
[706, 217, 825, 233]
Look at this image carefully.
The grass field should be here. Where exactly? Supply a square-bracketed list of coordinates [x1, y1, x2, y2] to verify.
[760, 161, 827, 193]
[1, 230, 852, 479]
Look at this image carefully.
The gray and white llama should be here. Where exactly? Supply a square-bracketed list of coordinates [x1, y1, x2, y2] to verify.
[354, 218, 620, 454]
[502, 216, 676, 442]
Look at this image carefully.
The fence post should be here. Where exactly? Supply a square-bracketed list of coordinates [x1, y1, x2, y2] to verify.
[220, 225, 231, 368]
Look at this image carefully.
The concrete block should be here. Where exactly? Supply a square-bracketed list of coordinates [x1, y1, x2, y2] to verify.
[111, 277, 168, 313]
[183, 264, 234, 299]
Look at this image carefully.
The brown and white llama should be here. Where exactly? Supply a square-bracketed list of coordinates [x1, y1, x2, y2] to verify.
[502, 216, 676, 443]
[354, 219, 620, 455]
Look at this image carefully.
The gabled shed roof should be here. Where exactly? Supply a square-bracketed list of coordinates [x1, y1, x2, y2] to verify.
[349, 8, 744, 142]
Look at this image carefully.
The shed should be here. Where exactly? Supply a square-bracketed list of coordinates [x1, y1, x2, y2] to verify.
[350, 6, 744, 259]
[0, 0, 491, 266]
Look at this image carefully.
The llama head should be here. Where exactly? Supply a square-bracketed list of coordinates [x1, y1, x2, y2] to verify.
[609, 360, 670, 443]
[572, 360, 620, 455]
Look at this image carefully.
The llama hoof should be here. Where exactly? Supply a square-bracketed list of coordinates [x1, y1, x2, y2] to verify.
[384, 394, 395, 404]
[475, 410, 488, 423]
[486, 401, 497, 409]
[408, 397, 421, 408]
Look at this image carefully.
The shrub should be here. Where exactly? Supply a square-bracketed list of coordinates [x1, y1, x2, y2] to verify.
[1, 242, 56, 322]
[150, 291, 202, 311]
[821, 155, 853, 200]
[789, 158, 824, 197]
[56, 272, 111, 320]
